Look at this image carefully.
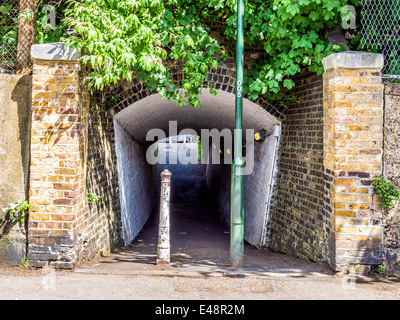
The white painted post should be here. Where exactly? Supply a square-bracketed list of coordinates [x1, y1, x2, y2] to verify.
[157, 169, 171, 265]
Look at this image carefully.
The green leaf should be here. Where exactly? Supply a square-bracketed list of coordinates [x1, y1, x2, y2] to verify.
[62, 0, 347, 104]
[283, 79, 295, 89]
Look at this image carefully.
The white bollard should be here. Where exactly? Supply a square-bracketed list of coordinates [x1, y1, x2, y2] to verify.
[157, 169, 171, 265]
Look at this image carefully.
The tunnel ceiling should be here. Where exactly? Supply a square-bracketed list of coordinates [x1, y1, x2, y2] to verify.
[114, 90, 280, 145]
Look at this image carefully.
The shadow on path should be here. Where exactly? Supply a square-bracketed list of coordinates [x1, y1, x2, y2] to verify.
[78, 193, 333, 278]
[78, 142, 333, 277]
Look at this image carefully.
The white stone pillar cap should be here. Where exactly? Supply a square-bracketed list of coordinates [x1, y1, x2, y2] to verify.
[31, 42, 80, 61]
[322, 51, 384, 71]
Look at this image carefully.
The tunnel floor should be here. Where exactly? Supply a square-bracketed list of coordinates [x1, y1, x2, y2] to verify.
[80, 192, 331, 276]
[128, 199, 233, 268]
[145, 140, 233, 268]
[79, 142, 332, 276]
[129, 144, 235, 269]
[85, 174, 331, 277]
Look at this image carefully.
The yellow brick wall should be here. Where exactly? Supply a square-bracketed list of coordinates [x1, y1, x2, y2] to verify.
[28, 59, 88, 268]
[323, 57, 384, 272]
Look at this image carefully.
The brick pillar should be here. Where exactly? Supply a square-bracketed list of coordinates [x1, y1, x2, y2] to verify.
[322, 51, 384, 273]
[28, 43, 88, 268]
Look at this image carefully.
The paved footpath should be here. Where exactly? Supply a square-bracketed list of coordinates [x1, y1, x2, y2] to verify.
[0, 245, 400, 300]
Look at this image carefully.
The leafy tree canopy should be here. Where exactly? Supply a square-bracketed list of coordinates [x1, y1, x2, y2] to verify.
[63, 0, 350, 107]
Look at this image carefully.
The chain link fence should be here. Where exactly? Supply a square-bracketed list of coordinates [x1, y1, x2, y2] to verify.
[360, 0, 400, 82]
[0, 0, 20, 72]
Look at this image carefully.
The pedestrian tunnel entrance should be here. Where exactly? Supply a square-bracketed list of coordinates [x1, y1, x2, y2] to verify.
[113, 91, 281, 257]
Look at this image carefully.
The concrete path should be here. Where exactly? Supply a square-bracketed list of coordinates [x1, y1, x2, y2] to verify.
[0, 248, 400, 300]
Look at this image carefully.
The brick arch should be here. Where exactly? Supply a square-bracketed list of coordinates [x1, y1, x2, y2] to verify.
[83, 63, 283, 265]
[110, 88, 281, 247]
[105, 63, 287, 120]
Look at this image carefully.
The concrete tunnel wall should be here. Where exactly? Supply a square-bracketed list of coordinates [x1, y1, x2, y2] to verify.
[206, 128, 280, 247]
[113, 90, 280, 247]
[114, 121, 155, 246]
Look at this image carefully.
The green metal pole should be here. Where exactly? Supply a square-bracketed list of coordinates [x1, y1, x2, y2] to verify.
[230, 0, 245, 268]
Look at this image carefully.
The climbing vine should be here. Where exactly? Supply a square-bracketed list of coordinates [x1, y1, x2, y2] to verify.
[373, 176, 400, 211]
[63, 0, 351, 106]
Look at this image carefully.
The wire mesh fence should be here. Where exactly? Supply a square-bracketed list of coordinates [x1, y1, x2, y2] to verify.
[0, 0, 20, 72]
[360, 0, 400, 82]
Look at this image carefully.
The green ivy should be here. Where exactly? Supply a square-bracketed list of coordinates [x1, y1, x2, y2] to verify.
[63, 0, 351, 106]
[87, 192, 101, 203]
[372, 176, 400, 211]
[4, 200, 30, 224]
